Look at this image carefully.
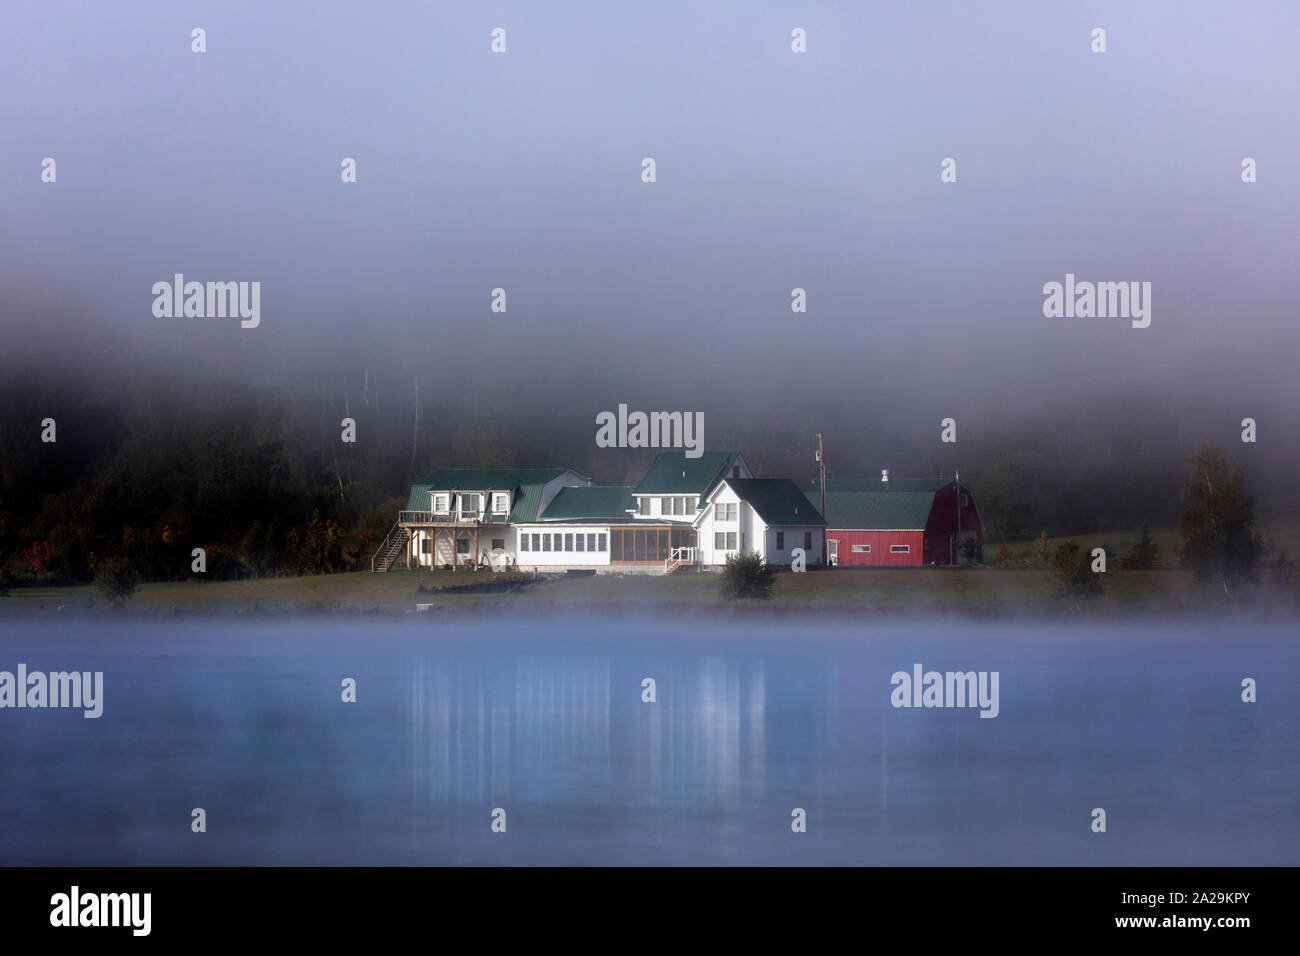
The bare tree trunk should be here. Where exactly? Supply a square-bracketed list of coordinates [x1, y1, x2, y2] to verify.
[409, 376, 421, 475]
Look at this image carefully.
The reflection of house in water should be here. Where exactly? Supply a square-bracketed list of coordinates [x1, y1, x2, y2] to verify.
[405, 652, 770, 812]
[633, 658, 767, 808]
[406, 655, 613, 807]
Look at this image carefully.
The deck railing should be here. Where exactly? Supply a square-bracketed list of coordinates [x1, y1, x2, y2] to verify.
[665, 546, 697, 574]
[399, 511, 506, 524]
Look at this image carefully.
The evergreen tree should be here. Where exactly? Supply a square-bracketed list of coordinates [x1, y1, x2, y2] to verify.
[1125, 521, 1161, 570]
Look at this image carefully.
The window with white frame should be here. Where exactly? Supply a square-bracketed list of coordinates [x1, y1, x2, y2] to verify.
[564, 533, 574, 552]
[542, 534, 551, 551]
[459, 493, 480, 515]
[492, 493, 509, 513]
[852, 544, 871, 553]
[716, 502, 737, 521]
[890, 544, 910, 553]
[598, 533, 607, 551]
[638, 497, 650, 516]
[587, 533, 596, 551]
[687, 498, 697, 515]
[432, 494, 449, 513]
[576, 534, 585, 552]
[714, 531, 738, 551]
[531, 534, 540, 551]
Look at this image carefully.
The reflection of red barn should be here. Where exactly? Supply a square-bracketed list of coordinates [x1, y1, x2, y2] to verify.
[805, 476, 983, 567]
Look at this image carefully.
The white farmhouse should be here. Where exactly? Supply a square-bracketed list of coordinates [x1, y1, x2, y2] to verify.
[695, 478, 826, 569]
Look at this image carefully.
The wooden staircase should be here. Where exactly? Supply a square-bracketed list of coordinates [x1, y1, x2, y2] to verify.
[371, 524, 410, 572]
[664, 546, 697, 574]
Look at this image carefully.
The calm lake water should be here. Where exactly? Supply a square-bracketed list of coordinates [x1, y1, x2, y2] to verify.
[0, 616, 1295, 865]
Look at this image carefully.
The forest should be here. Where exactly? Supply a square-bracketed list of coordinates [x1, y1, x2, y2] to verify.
[0, 352, 1293, 589]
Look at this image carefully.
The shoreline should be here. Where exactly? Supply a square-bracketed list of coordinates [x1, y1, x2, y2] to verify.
[1, 566, 1295, 624]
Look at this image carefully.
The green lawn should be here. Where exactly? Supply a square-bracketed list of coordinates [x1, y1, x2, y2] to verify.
[998, 515, 1300, 566]
[3, 559, 1292, 619]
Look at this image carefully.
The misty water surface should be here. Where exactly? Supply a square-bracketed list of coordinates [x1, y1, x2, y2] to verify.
[0, 616, 1294, 865]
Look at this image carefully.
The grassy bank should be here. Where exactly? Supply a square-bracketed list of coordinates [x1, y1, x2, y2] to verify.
[2, 563, 1292, 619]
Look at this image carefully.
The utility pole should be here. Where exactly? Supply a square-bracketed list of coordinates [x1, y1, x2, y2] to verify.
[955, 469, 961, 566]
[816, 433, 826, 566]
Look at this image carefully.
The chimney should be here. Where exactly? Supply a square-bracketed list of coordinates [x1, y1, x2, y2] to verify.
[881, 469, 889, 483]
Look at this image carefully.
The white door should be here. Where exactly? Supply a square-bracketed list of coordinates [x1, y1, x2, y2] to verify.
[828, 539, 839, 566]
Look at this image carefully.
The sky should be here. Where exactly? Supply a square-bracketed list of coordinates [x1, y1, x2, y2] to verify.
[2, 0, 1298, 478]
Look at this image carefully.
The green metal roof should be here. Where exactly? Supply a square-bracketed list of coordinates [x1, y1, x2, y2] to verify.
[726, 479, 825, 526]
[536, 485, 636, 522]
[405, 467, 581, 516]
[405, 483, 435, 511]
[507, 483, 548, 522]
[632, 452, 741, 496]
[805, 490, 936, 530]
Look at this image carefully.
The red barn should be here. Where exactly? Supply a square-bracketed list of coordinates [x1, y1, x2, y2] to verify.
[805, 475, 983, 567]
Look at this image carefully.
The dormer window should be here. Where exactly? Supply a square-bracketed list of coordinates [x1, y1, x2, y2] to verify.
[432, 494, 450, 513]
[459, 493, 480, 515]
[492, 493, 509, 513]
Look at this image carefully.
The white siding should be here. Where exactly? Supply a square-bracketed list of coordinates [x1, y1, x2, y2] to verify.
[764, 525, 824, 567]
[695, 480, 824, 569]
[697, 485, 743, 567]
[514, 526, 612, 569]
